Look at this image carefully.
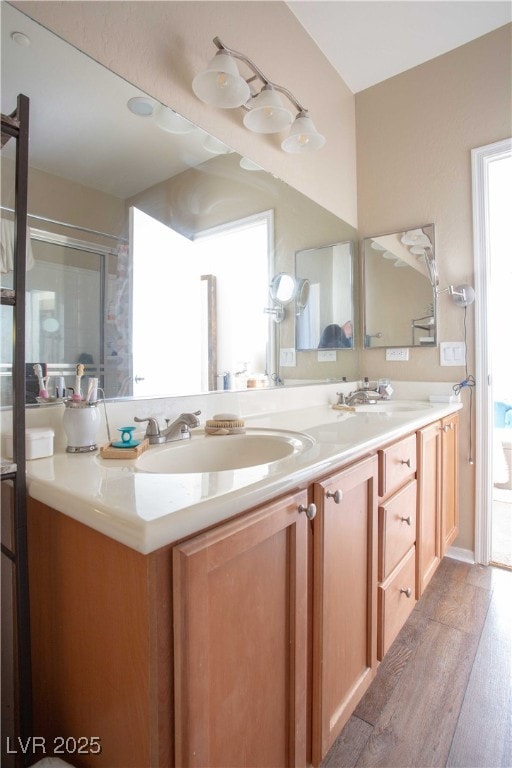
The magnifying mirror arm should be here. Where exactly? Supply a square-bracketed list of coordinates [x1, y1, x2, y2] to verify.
[264, 305, 285, 323]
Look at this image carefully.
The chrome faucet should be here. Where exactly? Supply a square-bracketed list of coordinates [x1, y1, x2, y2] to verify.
[134, 410, 201, 444]
[337, 381, 386, 407]
[344, 389, 383, 406]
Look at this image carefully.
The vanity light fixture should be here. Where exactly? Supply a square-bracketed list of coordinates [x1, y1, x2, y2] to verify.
[192, 37, 325, 153]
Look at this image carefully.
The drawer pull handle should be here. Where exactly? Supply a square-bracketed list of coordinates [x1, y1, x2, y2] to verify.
[326, 489, 342, 504]
[298, 502, 317, 520]
[400, 587, 412, 598]
[400, 458, 411, 467]
[400, 516, 412, 526]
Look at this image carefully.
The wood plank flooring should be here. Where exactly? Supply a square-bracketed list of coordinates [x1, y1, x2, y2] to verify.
[321, 558, 512, 768]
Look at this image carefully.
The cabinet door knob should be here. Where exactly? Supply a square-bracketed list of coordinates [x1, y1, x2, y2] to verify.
[443, 425, 449, 432]
[400, 458, 411, 467]
[326, 489, 342, 504]
[400, 587, 412, 598]
[298, 502, 317, 520]
[400, 516, 412, 526]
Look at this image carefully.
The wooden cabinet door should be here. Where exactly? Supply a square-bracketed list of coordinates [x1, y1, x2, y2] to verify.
[311, 455, 378, 766]
[441, 413, 459, 554]
[417, 422, 442, 596]
[173, 490, 309, 768]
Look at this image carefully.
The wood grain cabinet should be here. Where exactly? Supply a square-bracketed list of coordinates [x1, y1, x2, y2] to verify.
[441, 413, 459, 555]
[416, 413, 459, 597]
[172, 490, 310, 768]
[311, 455, 378, 765]
[417, 421, 442, 597]
[26, 413, 460, 768]
[377, 435, 417, 660]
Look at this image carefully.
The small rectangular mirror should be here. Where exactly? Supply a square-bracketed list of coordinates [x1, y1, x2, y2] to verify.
[295, 241, 354, 350]
[363, 224, 437, 348]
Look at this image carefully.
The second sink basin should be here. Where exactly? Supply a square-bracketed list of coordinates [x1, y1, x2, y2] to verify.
[353, 400, 431, 414]
[135, 429, 315, 474]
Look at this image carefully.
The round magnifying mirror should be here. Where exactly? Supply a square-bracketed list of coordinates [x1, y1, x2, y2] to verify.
[270, 273, 296, 305]
[295, 278, 310, 314]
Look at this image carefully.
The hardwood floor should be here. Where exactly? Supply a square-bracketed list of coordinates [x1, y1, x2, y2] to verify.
[321, 558, 512, 768]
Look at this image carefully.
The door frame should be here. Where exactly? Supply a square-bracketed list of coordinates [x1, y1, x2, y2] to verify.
[472, 137, 512, 565]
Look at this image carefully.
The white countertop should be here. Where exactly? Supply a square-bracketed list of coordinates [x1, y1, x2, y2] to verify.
[25, 398, 462, 554]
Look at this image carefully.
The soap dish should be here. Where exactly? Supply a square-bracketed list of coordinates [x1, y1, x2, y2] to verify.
[99, 438, 149, 460]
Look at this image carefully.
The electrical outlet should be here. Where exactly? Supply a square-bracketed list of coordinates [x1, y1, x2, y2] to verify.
[280, 348, 296, 367]
[318, 350, 337, 362]
[385, 348, 410, 361]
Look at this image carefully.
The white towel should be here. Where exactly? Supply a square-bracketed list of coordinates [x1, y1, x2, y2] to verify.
[0, 217, 34, 273]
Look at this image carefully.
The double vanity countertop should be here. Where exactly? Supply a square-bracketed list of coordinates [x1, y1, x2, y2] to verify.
[25, 397, 462, 554]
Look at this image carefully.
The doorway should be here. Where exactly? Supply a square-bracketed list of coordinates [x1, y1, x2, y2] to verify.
[473, 138, 512, 568]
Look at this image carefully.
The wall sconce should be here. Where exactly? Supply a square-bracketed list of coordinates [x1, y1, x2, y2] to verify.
[192, 37, 326, 153]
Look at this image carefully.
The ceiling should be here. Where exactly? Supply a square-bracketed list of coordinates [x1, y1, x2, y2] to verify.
[287, 1, 512, 93]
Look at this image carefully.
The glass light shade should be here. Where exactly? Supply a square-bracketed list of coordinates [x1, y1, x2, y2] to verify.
[154, 105, 194, 134]
[281, 114, 326, 153]
[243, 87, 293, 134]
[202, 134, 232, 155]
[192, 52, 250, 108]
[240, 156, 264, 171]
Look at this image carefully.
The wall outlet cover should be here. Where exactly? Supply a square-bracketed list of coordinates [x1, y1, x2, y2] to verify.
[280, 348, 296, 367]
[385, 348, 410, 361]
[318, 350, 337, 362]
[440, 341, 466, 366]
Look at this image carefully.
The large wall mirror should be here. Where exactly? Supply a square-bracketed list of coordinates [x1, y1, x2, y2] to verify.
[363, 224, 437, 348]
[1, 3, 358, 404]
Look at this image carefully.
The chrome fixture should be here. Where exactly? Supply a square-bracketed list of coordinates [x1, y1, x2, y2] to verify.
[192, 37, 326, 153]
[337, 386, 385, 406]
[437, 283, 475, 307]
[134, 411, 201, 444]
[264, 272, 310, 323]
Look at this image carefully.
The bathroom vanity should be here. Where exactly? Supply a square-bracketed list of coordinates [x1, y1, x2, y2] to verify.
[22, 400, 460, 768]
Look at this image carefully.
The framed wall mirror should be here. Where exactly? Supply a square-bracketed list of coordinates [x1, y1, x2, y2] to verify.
[296, 241, 354, 350]
[363, 224, 437, 348]
[1, 3, 358, 404]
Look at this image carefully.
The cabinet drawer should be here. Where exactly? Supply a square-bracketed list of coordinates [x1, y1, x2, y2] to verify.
[378, 546, 416, 660]
[378, 479, 417, 581]
[378, 434, 416, 498]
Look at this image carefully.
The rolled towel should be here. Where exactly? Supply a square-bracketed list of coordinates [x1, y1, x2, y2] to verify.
[0, 217, 34, 274]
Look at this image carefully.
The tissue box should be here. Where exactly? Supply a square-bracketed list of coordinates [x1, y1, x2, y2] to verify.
[2, 427, 55, 460]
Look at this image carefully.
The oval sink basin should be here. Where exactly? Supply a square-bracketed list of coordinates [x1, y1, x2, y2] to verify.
[353, 401, 431, 414]
[135, 429, 314, 474]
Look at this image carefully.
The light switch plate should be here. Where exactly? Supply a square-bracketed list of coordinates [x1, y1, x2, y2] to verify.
[440, 341, 466, 366]
[385, 348, 409, 361]
[280, 348, 296, 367]
[318, 350, 337, 362]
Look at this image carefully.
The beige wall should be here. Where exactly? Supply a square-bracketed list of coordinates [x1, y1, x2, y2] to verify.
[356, 25, 512, 552]
[13, 0, 357, 227]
